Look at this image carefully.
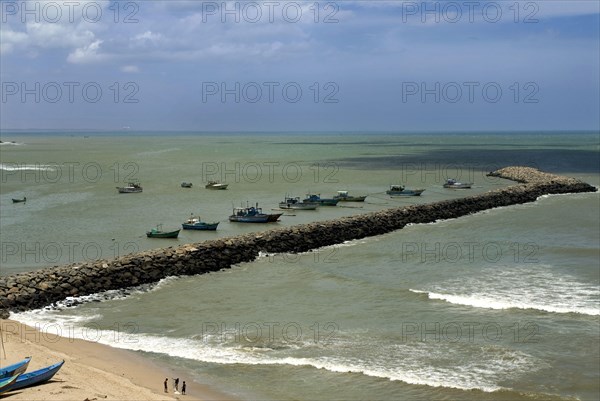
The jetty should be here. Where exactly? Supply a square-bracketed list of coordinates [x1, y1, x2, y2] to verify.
[0, 167, 596, 317]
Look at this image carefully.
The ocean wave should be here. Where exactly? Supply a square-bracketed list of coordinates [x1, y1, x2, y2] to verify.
[7, 313, 538, 394]
[409, 265, 600, 316]
[410, 290, 599, 316]
[0, 163, 56, 171]
[0, 141, 24, 146]
[135, 148, 180, 157]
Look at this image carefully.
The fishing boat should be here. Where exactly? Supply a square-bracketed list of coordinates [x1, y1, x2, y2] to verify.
[279, 196, 319, 210]
[146, 225, 180, 238]
[443, 178, 472, 189]
[3, 360, 65, 392]
[116, 182, 142, 193]
[0, 375, 20, 394]
[12, 197, 26, 203]
[303, 193, 339, 206]
[205, 181, 228, 190]
[0, 357, 31, 379]
[333, 191, 367, 202]
[182, 214, 219, 230]
[181, 182, 193, 188]
[229, 203, 282, 223]
[386, 185, 425, 196]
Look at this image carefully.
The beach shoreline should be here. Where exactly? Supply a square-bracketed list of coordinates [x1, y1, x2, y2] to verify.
[0, 319, 232, 401]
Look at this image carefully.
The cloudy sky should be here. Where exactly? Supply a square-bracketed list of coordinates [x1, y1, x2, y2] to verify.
[1, 0, 599, 131]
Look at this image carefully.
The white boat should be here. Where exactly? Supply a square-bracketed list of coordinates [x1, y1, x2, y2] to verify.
[116, 182, 142, 193]
[205, 181, 228, 190]
[443, 179, 472, 189]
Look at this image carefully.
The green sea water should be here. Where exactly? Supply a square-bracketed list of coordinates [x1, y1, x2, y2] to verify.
[2, 131, 599, 400]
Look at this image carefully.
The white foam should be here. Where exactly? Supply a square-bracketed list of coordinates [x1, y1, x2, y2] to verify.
[9, 310, 538, 394]
[0, 163, 56, 171]
[410, 265, 600, 316]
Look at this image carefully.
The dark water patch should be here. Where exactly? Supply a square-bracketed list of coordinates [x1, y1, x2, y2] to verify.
[335, 149, 600, 173]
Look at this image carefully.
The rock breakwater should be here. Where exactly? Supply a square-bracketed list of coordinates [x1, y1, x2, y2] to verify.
[1, 167, 596, 317]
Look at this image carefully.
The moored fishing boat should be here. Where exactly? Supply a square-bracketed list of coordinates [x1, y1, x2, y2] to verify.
[182, 214, 219, 230]
[386, 185, 425, 196]
[0, 357, 31, 379]
[146, 225, 180, 238]
[303, 193, 339, 206]
[3, 360, 65, 392]
[443, 178, 472, 189]
[279, 196, 319, 210]
[333, 191, 367, 202]
[205, 181, 228, 190]
[116, 182, 142, 193]
[229, 203, 281, 223]
[12, 197, 26, 203]
[181, 182, 193, 188]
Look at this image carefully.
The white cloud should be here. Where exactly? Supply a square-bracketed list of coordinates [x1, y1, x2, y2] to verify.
[121, 65, 140, 73]
[67, 39, 105, 64]
[134, 31, 164, 42]
[0, 29, 28, 54]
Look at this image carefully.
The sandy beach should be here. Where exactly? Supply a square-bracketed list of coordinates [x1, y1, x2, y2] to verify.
[0, 320, 229, 401]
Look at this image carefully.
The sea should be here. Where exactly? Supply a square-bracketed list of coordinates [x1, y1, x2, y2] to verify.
[1, 131, 599, 401]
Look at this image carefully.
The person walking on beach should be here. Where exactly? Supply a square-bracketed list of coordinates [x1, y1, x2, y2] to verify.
[182, 381, 186, 395]
[174, 377, 179, 392]
[164, 378, 168, 393]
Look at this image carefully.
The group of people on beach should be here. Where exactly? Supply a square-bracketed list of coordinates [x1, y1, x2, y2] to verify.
[164, 377, 186, 395]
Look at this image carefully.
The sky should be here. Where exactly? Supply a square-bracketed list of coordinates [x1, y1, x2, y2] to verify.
[1, 0, 599, 131]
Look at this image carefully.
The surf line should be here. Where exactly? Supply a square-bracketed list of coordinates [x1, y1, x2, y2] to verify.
[1, 167, 597, 317]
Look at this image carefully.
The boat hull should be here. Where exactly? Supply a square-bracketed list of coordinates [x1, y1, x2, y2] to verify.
[229, 215, 270, 223]
[387, 189, 425, 196]
[0, 357, 31, 379]
[279, 202, 319, 210]
[117, 187, 142, 193]
[146, 229, 180, 238]
[182, 222, 219, 230]
[333, 196, 366, 202]
[443, 184, 472, 189]
[304, 195, 339, 206]
[0, 375, 19, 394]
[205, 183, 228, 190]
[266, 213, 283, 222]
[4, 360, 65, 392]
[12, 198, 26, 203]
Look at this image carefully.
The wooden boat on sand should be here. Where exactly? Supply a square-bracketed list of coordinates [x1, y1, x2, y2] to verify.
[0, 357, 31, 379]
[0, 375, 20, 394]
[4, 360, 65, 392]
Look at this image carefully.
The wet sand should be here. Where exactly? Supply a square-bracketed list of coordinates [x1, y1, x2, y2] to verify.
[1, 320, 231, 401]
